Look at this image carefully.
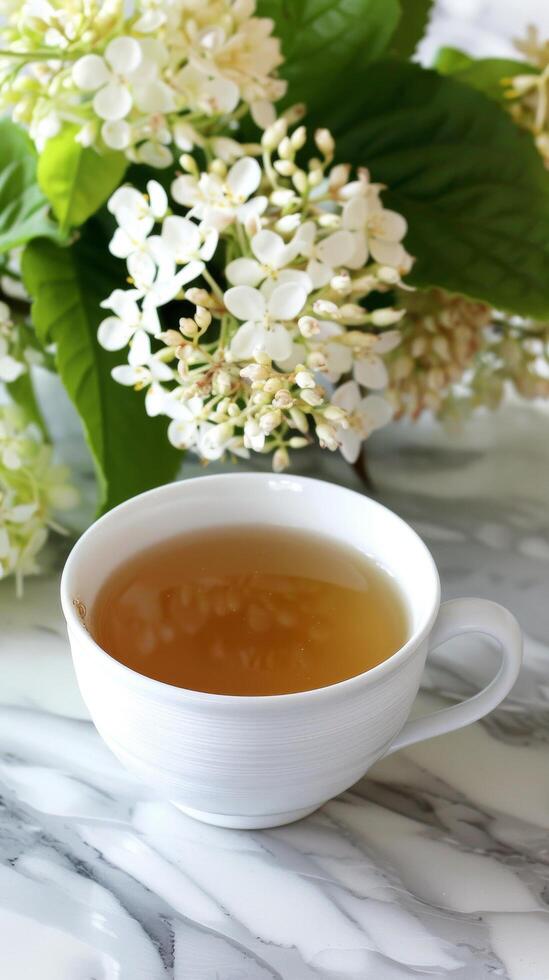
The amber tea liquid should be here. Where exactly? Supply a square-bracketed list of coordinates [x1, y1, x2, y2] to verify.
[90, 526, 409, 696]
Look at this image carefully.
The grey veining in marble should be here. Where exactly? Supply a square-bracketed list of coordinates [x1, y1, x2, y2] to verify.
[1, 400, 549, 979]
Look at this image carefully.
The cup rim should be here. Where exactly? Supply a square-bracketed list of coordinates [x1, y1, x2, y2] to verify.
[61, 473, 441, 704]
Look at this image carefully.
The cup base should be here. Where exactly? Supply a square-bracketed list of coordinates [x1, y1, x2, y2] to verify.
[172, 801, 320, 829]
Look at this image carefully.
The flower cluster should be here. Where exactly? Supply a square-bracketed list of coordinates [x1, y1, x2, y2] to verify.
[504, 26, 549, 166]
[98, 116, 413, 468]
[0, 403, 78, 593]
[0, 0, 285, 162]
[386, 288, 549, 425]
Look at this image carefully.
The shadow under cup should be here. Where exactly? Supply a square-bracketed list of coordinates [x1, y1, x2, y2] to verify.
[61, 473, 443, 829]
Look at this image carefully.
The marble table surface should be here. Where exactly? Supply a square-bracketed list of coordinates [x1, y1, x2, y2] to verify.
[1, 402, 549, 980]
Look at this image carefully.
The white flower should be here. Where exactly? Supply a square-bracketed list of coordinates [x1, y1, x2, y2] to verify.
[172, 157, 266, 230]
[353, 330, 401, 389]
[161, 216, 218, 264]
[293, 221, 356, 288]
[197, 421, 235, 460]
[167, 396, 204, 449]
[0, 335, 24, 382]
[108, 181, 168, 262]
[72, 37, 174, 148]
[174, 64, 239, 116]
[98, 290, 159, 352]
[342, 197, 409, 269]
[225, 282, 307, 361]
[111, 332, 174, 416]
[226, 229, 310, 291]
[332, 381, 393, 463]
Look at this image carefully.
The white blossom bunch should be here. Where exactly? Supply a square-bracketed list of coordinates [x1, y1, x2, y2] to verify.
[98, 116, 413, 468]
[0, 0, 285, 163]
[0, 402, 78, 592]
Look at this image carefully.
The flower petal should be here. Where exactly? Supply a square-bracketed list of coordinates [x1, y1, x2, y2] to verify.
[325, 342, 353, 381]
[339, 429, 361, 464]
[347, 231, 368, 269]
[111, 364, 142, 385]
[332, 380, 360, 412]
[97, 316, 134, 351]
[101, 120, 131, 150]
[237, 196, 267, 223]
[105, 36, 142, 74]
[306, 258, 332, 289]
[72, 54, 110, 92]
[316, 230, 356, 267]
[168, 417, 198, 449]
[109, 227, 134, 259]
[227, 157, 261, 200]
[94, 82, 132, 121]
[251, 229, 286, 268]
[342, 197, 368, 231]
[128, 329, 151, 366]
[108, 186, 144, 217]
[127, 251, 156, 288]
[250, 99, 275, 129]
[260, 269, 312, 299]
[230, 321, 264, 359]
[134, 79, 175, 114]
[161, 215, 201, 261]
[353, 354, 388, 389]
[199, 226, 218, 261]
[0, 355, 24, 382]
[374, 209, 407, 241]
[226, 257, 263, 287]
[360, 394, 393, 431]
[369, 239, 406, 267]
[268, 282, 307, 320]
[224, 285, 265, 322]
[266, 324, 293, 362]
[147, 180, 168, 219]
[145, 383, 167, 417]
[374, 330, 401, 354]
[293, 220, 316, 255]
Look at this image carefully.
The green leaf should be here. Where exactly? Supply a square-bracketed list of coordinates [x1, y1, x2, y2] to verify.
[7, 369, 48, 437]
[390, 0, 433, 59]
[37, 125, 127, 232]
[256, 0, 400, 115]
[332, 61, 549, 318]
[22, 223, 182, 513]
[435, 46, 538, 102]
[0, 118, 62, 253]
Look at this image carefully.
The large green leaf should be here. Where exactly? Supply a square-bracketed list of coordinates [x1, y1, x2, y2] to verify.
[37, 126, 127, 232]
[390, 0, 433, 58]
[0, 119, 61, 252]
[331, 61, 549, 318]
[435, 47, 538, 102]
[256, 0, 400, 115]
[7, 370, 48, 436]
[22, 224, 181, 512]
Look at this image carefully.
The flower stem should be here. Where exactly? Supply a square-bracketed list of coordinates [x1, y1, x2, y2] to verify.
[202, 268, 224, 303]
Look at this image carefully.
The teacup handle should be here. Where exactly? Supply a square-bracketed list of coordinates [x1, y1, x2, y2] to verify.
[386, 598, 522, 755]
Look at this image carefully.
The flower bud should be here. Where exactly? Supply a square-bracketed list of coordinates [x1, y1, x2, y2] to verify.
[295, 369, 315, 389]
[306, 351, 327, 371]
[291, 126, 307, 150]
[252, 390, 271, 405]
[259, 408, 282, 433]
[262, 118, 288, 151]
[289, 407, 308, 433]
[292, 170, 308, 195]
[308, 167, 324, 188]
[298, 315, 320, 338]
[213, 370, 232, 395]
[161, 329, 185, 347]
[272, 447, 290, 472]
[318, 213, 340, 229]
[185, 287, 213, 307]
[270, 188, 297, 207]
[240, 363, 269, 381]
[180, 153, 198, 175]
[370, 307, 405, 327]
[301, 388, 323, 406]
[272, 388, 294, 409]
[278, 136, 293, 160]
[194, 306, 212, 330]
[315, 128, 335, 157]
[210, 159, 227, 178]
[227, 402, 240, 418]
[263, 377, 283, 393]
[288, 436, 309, 448]
[275, 213, 302, 234]
[328, 163, 351, 191]
[316, 423, 338, 450]
[245, 212, 263, 237]
[244, 419, 265, 451]
[274, 159, 296, 177]
[179, 317, 199, 338]
[313, 299, 338, 317]
[331, 272, 351, 294]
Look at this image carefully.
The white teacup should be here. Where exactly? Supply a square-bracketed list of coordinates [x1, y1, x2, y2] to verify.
[61, 474, 522, 829]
